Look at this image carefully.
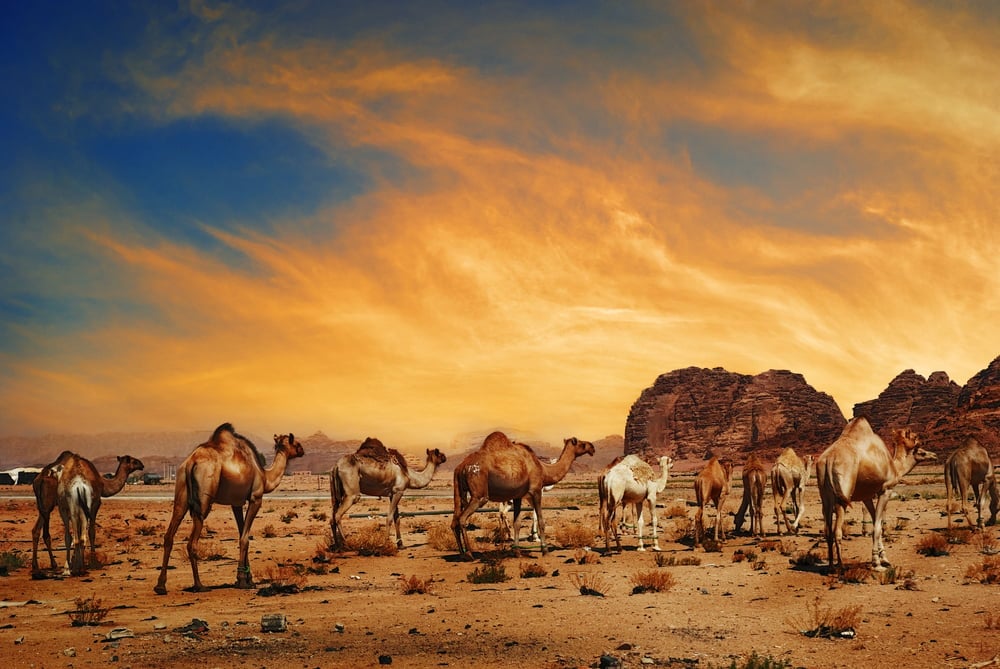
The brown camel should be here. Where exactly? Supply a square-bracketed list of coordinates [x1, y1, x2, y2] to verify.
[31, 451, 144, 575]
[600, 454, 673, 553]
[770, 447, 812, 535]
[694, 456, 733, 547]
[944, 437, 999, 529]
[330, 438, 447, 549]
[154, 423, 304, 594]
[817, 417, 936, 570]
[451, 432, 595, 558]
[733, 453, 767, 538]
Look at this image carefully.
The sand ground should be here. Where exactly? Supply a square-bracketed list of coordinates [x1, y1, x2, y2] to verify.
[1, 466, 998, 668]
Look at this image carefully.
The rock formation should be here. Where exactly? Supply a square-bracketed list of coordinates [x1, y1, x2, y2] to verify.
[625, 367, 846, 467]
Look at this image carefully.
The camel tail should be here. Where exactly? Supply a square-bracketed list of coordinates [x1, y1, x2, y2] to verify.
[597, 475, 608, 532]
[332, 465, 346, 506]
[186, 462, 205, 520]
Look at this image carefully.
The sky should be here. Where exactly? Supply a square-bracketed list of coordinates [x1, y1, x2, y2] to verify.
[2, 1, 999, 452]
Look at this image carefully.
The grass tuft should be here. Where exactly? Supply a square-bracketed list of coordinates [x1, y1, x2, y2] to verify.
[630, 569, 676, 594]
[67, 595, 110, 626]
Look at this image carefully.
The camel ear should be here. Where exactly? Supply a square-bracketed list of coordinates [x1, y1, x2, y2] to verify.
[288, 433, 294, 443]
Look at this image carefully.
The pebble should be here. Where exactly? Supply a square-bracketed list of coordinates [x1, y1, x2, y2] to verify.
[63, 647, 76, 657]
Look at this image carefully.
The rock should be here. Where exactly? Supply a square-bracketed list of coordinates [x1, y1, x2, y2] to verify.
[105, 628, 134, 641]
[625, 367, 846, 463]
[63, 647, 76, 657]
[599, 654, 622, 668]
[334, 623, 345, 633]
[378, 654, 393, 665]
[261, 613, 288, 633]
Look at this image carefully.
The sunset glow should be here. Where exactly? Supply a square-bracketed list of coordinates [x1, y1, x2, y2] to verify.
[3, 2, 999, 451]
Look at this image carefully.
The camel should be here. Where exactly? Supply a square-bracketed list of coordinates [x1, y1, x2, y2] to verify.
[600, 454, 673, 553]
[817, 417, 936, 570]
[770, 447, 812, 535]
[694, 456, 733, 547]
[451, 432, 595, 558]
[733, 453, 767, 538]
[944, 437, 999, 529]
[330, 438, 447, 549]
[31, 451, 144, 575]
[154, 423, 304, 594]
[496, 485, 552, 543]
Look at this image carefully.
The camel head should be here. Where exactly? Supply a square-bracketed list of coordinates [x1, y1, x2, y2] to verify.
[565, 437, 596, 458]
[891, 428, 936, 463]
[273, 433, 305, 460]
[426, 448, 448, 466]
[117, 455, 145, 475]
[658, 455, 674, 472]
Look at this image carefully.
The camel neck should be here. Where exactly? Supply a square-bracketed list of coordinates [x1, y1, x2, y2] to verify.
[100, 465, 130, 498]
[540, 445, 576, 487]
[262, 450, 290, 493]
[406, 457, 439, 489]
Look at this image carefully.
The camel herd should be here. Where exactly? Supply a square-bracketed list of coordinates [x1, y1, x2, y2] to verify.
[25, 418, 1000, 593]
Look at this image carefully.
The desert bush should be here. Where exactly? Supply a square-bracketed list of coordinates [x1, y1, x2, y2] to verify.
[964, 555, 1000, 584]
[399, 574, 435, 594]
[570, 572, 609, 596]
[655, 553, 701, 567]
[280, 510, 298, 524]
[467, 559, 510, 584]
[262, 524, 278, 538]
[630, 569, 676, 594]
[751, 558, 767, 571]
[553, 522, 595, 549]
[662, 517, 693, 542]
[348, 522, 398, 556]
[701, 538, 723, 553]
[0, 549, 26, 574]
[67, 595, 110, 626]
[261, 564, 308, 590]
[732, 549, 757, 563]
[427, 523, 458, 551]
[796, 596, 862, 639]
[839, 563, 873, 584]
[876, 565, 898, 585]
[310, 511, 328, 522]
[790, 551, 823, 567]
[711, 652, 792, 669]
[916, 533, 950, 557]
[663, 502, 689, 518]
[187, 540, 226, 562]
[758, 539, 785, 553]
[519, 562, 547, 578]
[573, 548, 600, 565]
[944, 528, 972, 545]
[135, 523, 160, 536]
[975, 531, 999, 555]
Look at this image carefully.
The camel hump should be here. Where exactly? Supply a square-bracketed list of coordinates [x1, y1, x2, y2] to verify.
[211, 422, 236, 442]
[356, 437, 392, 461]
[626, 457, 655, 483]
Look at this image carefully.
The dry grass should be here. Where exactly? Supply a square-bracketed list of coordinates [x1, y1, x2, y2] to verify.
[519, 562, 548, 578]
[261, 564, 308, 590]
[427, 522, 459, 551]
[662, 517, 693, 542]
[655, 553, 701, 567]
[916, 533, 950, 557]
[261, 524, 279, 538]
[185, 539, 226, 562]
[630, 569, 676, 593]
[552, 522, 596, 549]
[135, 523, 160, 537]
[663, 502, 689, 518]
[573, 548, 601, 565]
[67, 595, 110, 626]
[975, 531, 999, 555]
[791, 550, 823, 568]
[570, 571, 609, 596]
[792, 596, 862, 639]
[943, 528, 972, 545]
[347, 522, 398, 556]
[467, 559, 510, 584]
[964, 555, 1000, 584]
[398, 574, 435, 594]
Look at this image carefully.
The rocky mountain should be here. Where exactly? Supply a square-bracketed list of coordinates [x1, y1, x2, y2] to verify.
[624, 367, 847, 469]
[854, 356, 1000, 456]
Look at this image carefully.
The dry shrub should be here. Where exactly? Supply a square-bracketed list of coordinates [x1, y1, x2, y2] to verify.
[398, 574, 435, 594]
[655, 553, 701, 567]
[467, 559, 509, 584]
[310, 511, 328, 522]
[752, 559, 767, 571]
[758, 539, 785, 554]
[732, 549, 757, 563]
[964, 555, 1000, 584]
[279, 510, 297, 524]
[573, 548, 601, 565]
[570, 572, 609, 596]
[187, 540, 226, 562]
[0, 549, 27, 574]
[701, 538, 723, 553]
[67, 595, 110, 626]
[348, 522, 398, 556]
[428, 522, 459, 551]
[839, 563, 873, 584]
[791, 551, 823, 568]
[916, 533, 950, 557]
[136, 523, 160, 537]
[796, 596, 862, 639]
[663, 502, 689, 518]
[944, 528, 972, 545]
[663, 517, 693, 542]
[630, 569, 676, 594]
[975, 531, 999, 555]
[553, 522, 596, 549]
[261, 564, 308, 590]
[261, 524, 278, 538]
[519, 562, 548, 578]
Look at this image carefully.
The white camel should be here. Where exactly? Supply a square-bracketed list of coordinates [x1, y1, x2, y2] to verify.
[600, 454, 673, 553]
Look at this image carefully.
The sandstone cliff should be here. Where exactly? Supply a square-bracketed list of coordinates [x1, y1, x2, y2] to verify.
[625, 367, 846, 468]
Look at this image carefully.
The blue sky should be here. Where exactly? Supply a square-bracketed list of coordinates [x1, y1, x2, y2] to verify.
[2, 1, 999, 450]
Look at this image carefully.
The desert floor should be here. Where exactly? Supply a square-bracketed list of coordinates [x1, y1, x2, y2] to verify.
[1, 466, 999, 669]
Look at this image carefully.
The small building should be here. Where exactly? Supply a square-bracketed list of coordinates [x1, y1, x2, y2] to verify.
[142, 472, 164, 485]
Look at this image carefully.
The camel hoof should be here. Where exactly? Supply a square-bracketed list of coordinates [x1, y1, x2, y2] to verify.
[396, 540, 404, 549]
[636, 547, 646, 552]
[153, 585, 167, 595]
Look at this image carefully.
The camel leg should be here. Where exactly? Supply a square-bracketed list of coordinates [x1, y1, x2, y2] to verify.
[154, 498, 190, 595]
[714, 492, 727, 541]
[734, 493, 748, 534]
[510, 498, 524, 550]
[867, 496, 891, 569]
[452, 496, 484, 559]
[527, 490, 546, 554]
[987, 478, 999, 526]
[773, 489, 787, 536]
[388, 491, 404, 548]
[235, 499, 260, 589]
[231, 505, 245, 536]
[529, 506, 540, 543]
[31, 512, 49, 574]
[185, 513, 208, 592]
[87, 500, 101, 569]
[694, 505, 704, 547]
[791, 485, 805, 533]
[331, 492, 361, 550]
[945, 470, 955, 530]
